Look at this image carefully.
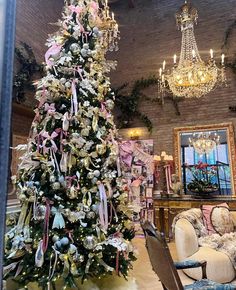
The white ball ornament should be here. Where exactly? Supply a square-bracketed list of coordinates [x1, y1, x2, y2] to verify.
[70, 43, 80, 55]
[93, 170, 100, 177]
[60, 78, 67, 84]
[65, 82, 71, 88]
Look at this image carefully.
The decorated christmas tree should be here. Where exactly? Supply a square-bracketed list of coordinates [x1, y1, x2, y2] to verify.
[4, 0, 136, 288]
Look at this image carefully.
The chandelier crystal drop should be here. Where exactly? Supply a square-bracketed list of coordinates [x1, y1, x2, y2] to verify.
[158, 1, 226, 100]
[189, 132, 220, 155]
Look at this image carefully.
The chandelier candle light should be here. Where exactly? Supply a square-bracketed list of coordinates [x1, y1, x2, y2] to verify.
[189, 131, 220, 156]
[158, 1, 226, 100]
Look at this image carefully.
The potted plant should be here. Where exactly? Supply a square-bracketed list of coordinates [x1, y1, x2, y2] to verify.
[186, 162, 218, 198]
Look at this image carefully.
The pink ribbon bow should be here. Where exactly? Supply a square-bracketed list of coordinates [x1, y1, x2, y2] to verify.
[45, 44, 62, 67]
[69, 5, 85, 32]
[44, 103, 56, 115]
[65, 175, 77, 187]
[41, 131, 58, 154]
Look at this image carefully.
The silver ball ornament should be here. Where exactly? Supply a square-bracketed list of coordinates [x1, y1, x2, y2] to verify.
[83, 235, 98, 250]
[70, 43, 80, 55]
[52, 182, 61, 190]
[87, 172, 94, 179]
[60, 78, 66, 84]
[93, 170, 100, 177]
[65, 82, 71, 88]
[52, 235, 60, 243]
[87, 211, 96, 219]
[50, 175, 56, 183]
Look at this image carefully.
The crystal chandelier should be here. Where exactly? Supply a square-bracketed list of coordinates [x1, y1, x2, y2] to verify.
[99, 0, 120, 51]
[158, 1, 226, 100]
[189, 132, 220, 155]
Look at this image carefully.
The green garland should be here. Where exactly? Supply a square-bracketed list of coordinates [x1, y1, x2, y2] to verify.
[114, 76, 180, 132]
[222, 20, 236, 112]
[13, 42, 43, 103]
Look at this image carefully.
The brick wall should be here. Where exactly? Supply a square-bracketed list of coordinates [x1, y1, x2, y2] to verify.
[13, 0, 236, 156]
[110, 0, 236, 154]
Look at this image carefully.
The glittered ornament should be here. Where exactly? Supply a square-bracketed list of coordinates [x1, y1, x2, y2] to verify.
[50, 175, 56, 183]
[60, 237, 69, 246]
[34, 205, 46, 221]
[67, 185, 78, 199]
[65, 81, 71, 88]
[83, 235, 98, 250]
[18, 193, 27, 201]
[81, 48, 88, 57]
[86, 211, 96, 219]
[52, 235, 60, 243]
[78, 254, 84, 263]
[52, 182, 61, 190]
[87, 172, 94, 179]
[70, 43, 80, 55]
[96, 143, 106, 155]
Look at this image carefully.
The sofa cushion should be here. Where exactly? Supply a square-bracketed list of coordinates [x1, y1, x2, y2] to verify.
[211, 206, 234, 235]
[183, 246, 235, 283]
[201, 203, 232, 235]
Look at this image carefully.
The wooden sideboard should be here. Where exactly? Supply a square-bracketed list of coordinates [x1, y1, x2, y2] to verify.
[153, 195, 236, 240]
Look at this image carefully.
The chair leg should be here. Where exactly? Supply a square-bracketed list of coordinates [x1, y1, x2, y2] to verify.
[161, 283, 168, 290]
[201, 261, 207, 279]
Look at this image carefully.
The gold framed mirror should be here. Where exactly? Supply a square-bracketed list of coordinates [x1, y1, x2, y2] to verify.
[174, 123, 236, 196]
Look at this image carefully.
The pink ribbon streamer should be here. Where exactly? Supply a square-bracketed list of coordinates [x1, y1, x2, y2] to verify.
[55, 128, 67, 152]
[64, 229, 74, 243]
[98, 183, 108, 231]
[42, 199, 51, 253]
[45, 44, 62, 67]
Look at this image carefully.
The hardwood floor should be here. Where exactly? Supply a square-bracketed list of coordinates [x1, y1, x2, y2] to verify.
[131, 237, 194, 290]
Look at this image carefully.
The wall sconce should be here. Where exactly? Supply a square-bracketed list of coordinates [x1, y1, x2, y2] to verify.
[129, 129, 140, 140]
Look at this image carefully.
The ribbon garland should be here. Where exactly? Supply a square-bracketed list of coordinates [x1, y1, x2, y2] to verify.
[71, 80, 78, 115]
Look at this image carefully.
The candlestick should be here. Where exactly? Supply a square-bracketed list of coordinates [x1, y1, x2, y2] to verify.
[112, 12, 114, 21]
[192, 49, 196, 58]
[159, 68, 162, 77]
[105, 0, 108, 6]
[174, 54, 177, 64]
[210, 49, 213, 59]
[221, 54, 225, 65]
[163, 60, 166, 71]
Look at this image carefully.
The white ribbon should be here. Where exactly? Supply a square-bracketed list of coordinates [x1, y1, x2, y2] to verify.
[98, 183, 108, 231]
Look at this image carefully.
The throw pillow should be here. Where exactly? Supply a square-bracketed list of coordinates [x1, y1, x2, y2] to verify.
[201, 203, 233, 235]
[211, 206, 234, 235]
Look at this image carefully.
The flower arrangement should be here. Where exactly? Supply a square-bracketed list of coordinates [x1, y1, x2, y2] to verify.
[186, 162, 218, 194]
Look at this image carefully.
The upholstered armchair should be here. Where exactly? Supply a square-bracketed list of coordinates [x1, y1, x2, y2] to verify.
[174, 208, 236, 283]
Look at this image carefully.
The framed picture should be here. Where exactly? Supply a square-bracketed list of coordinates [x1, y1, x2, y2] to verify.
[145, 187, 153, 199]
[131, 165, 142, 177]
